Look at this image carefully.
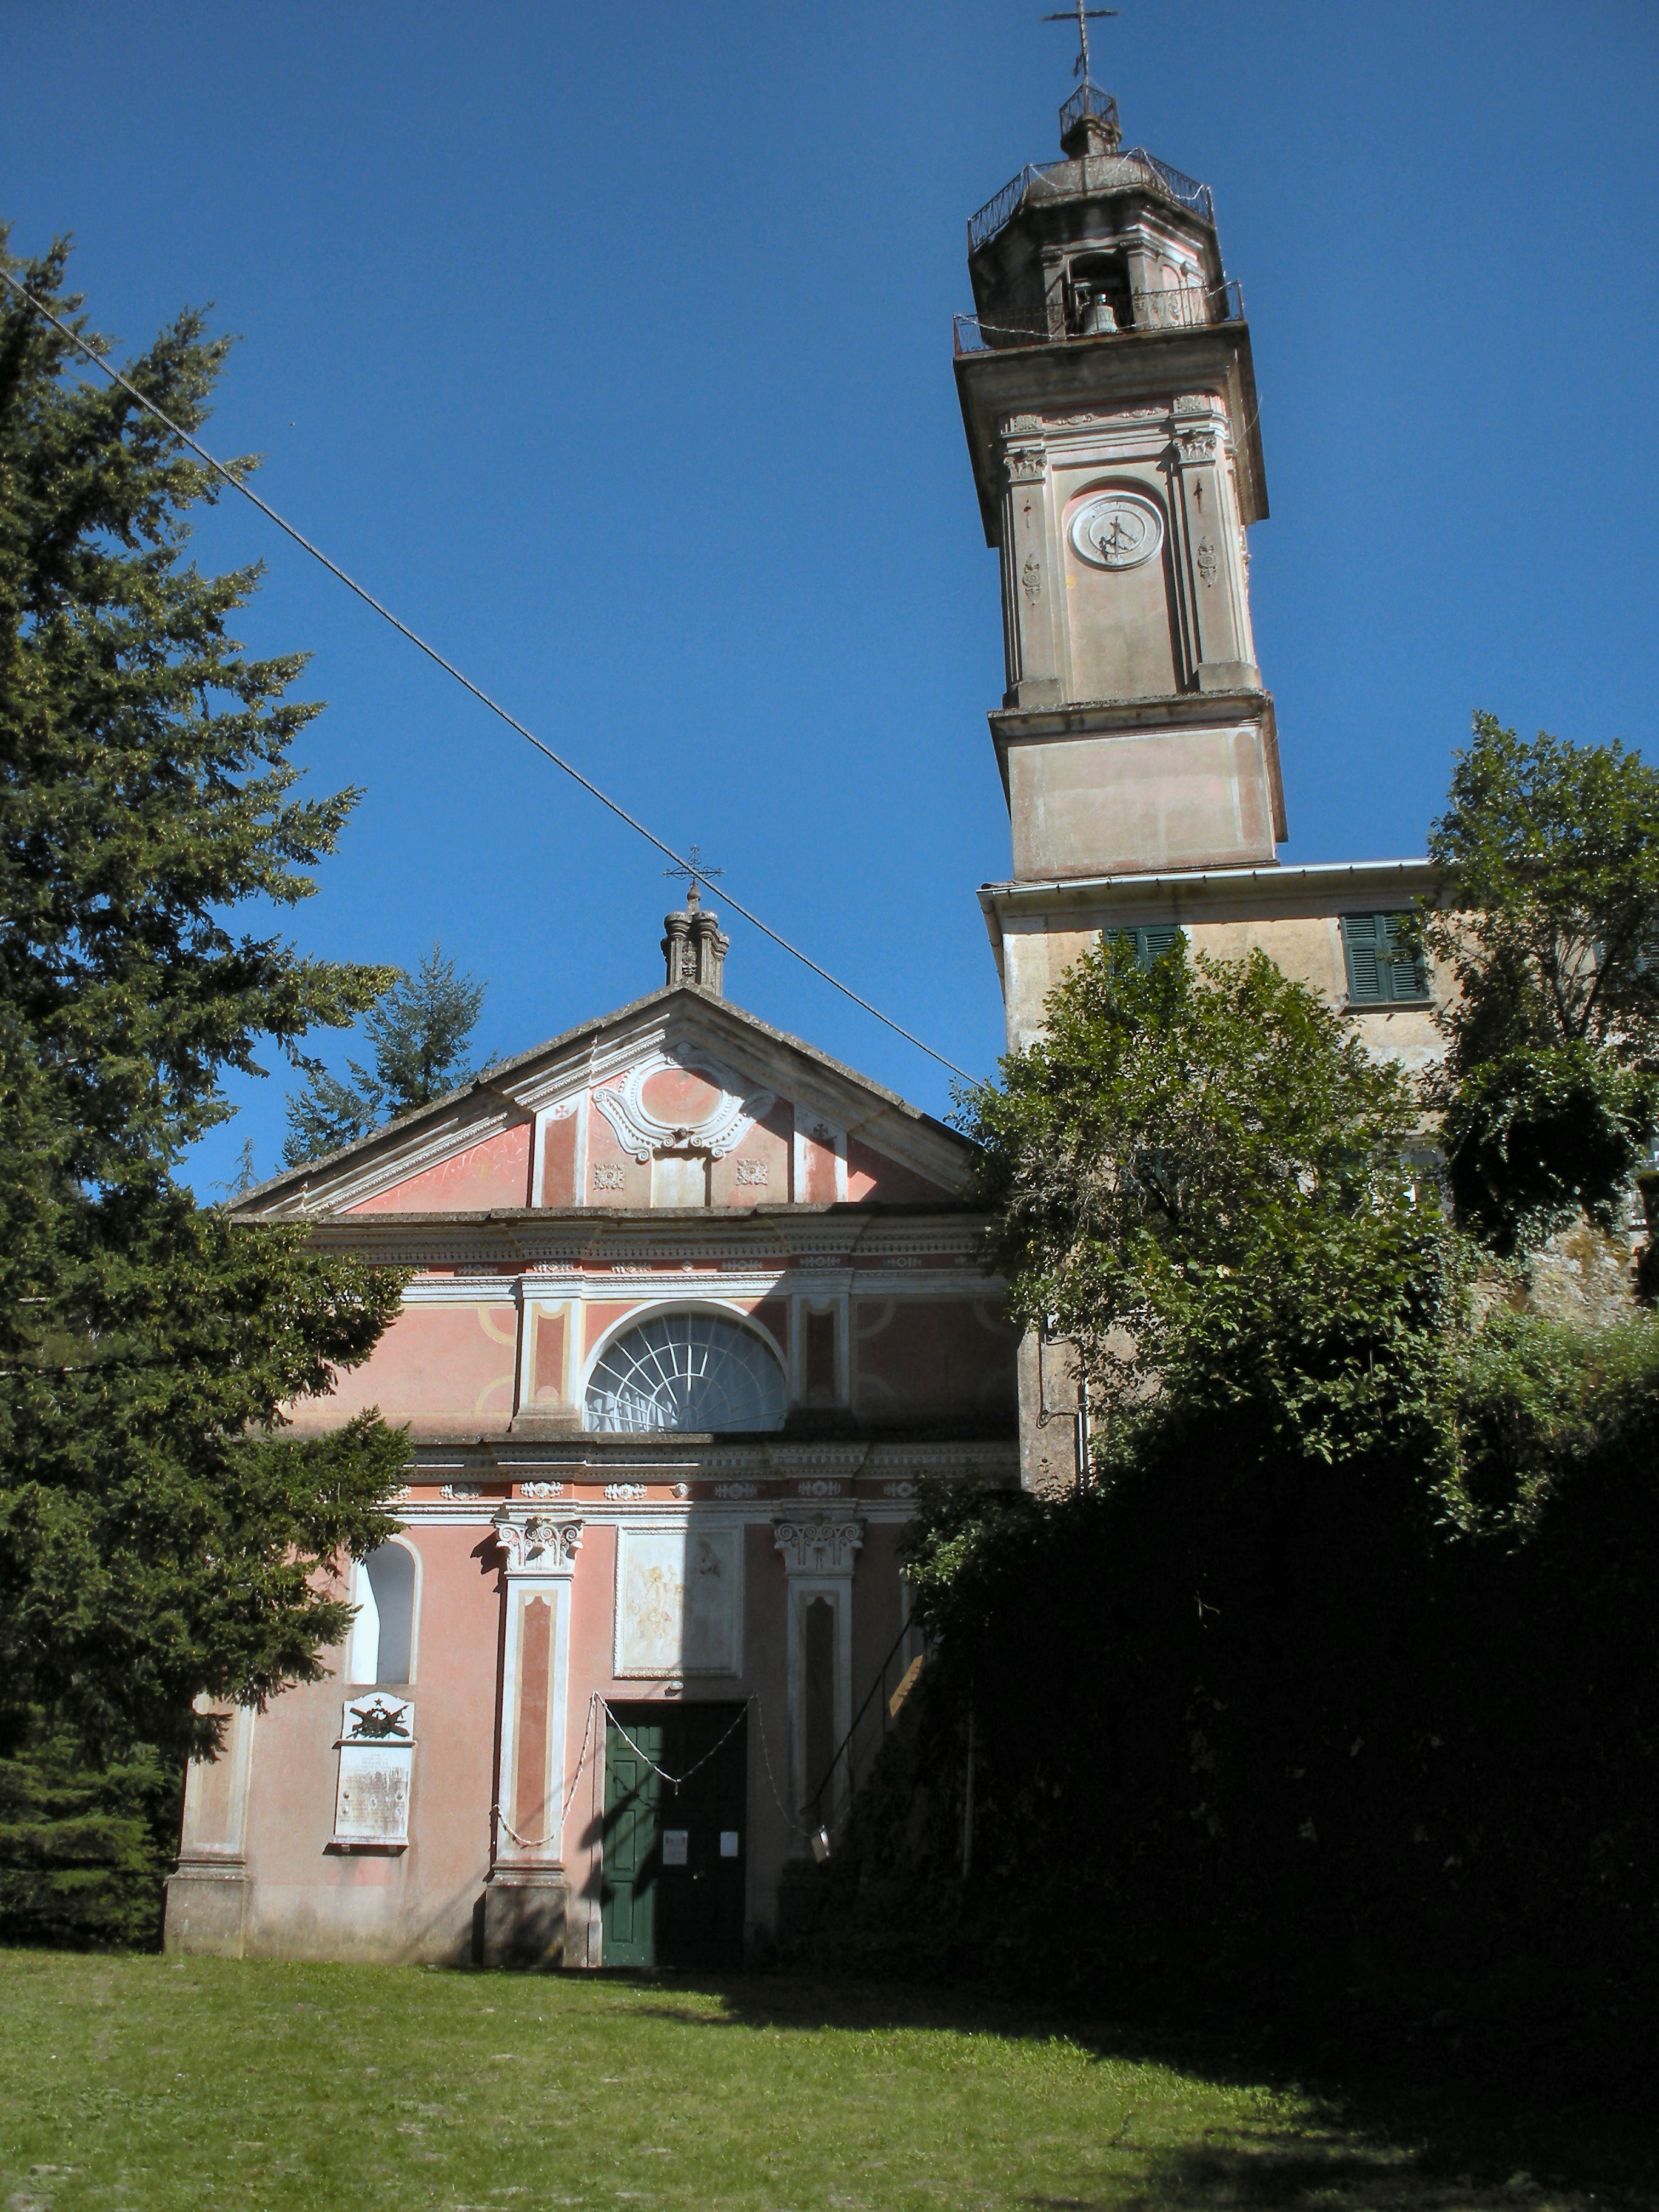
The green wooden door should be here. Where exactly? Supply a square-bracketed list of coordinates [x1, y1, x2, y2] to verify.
[600, 1712, 662, 1968]
[602, 1704, 747, 1970]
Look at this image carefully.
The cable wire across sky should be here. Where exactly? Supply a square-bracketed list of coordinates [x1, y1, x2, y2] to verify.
[0, 269, 974, 1084]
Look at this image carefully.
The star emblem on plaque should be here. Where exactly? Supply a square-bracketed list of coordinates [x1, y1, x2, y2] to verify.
[1069, 491, 1164, 572]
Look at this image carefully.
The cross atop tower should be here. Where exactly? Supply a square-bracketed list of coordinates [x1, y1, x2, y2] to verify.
[1040, 1, 1118, 85]
[665, 843, 723, 910]
[662, 846, 729, 994]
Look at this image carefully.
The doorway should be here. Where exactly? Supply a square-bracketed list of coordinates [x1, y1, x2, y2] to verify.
[601, 1703, 747, 1969]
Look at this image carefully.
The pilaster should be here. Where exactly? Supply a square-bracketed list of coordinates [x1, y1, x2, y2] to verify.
[483, 1508, 585, 1967]
[772, 1515, 865, 1819]
[1166, 393, 1258, 691]
[164, 1701, 257, 1957]
[999, 415, 1063, 707]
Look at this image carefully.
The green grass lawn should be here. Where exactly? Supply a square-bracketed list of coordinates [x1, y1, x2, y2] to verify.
[0, 1951, 1645, 2212]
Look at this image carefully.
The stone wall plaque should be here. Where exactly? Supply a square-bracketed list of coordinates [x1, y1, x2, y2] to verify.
[333, 1696, 414, 1846]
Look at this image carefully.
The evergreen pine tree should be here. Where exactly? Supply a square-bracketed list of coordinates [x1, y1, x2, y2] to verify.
[367, 943, 486, 1112]
[0, 236, 413, 1810]
[282, 943, 486, 1165]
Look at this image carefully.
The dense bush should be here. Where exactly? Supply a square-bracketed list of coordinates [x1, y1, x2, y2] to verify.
[811, 1317, 1659, 2090]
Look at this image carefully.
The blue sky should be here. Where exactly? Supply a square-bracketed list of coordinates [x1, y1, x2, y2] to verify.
[5, 0, 1656, 1185]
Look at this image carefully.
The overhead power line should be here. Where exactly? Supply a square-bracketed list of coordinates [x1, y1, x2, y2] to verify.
[0, 270, 974, 1084]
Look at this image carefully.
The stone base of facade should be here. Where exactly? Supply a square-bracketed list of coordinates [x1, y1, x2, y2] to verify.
[776, 1857, 820, 1944]
[480, 1868, 570, 1969]
[164, 1855, 249, 1957]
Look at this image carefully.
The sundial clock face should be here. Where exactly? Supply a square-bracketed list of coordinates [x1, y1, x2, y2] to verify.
[1069, 491, 1164, 571]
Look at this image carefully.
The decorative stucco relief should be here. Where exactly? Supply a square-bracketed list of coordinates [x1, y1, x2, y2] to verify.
[593, 1050, 775, 1165]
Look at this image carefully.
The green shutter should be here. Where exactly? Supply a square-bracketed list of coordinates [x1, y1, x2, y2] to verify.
[1342, 913, 1428, 1004]
[1341, 914, 1384, 1002]
[1139, 925, 1182, 968]
[1379, 912, 1429, 1000]
[1104, 925, 1184, 971]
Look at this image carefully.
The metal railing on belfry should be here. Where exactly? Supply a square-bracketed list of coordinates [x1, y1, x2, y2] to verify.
[953, 281, 1244, 355]
[967, 146, 1217, 255]
[803, 1620, 927, 1843]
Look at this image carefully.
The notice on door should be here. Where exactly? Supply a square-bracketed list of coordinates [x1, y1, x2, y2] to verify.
[662, 1829, 689, 1866]
[720, 1830, 739, 1858]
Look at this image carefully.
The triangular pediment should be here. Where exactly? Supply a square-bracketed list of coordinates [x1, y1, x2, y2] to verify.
[232, 985, 973, 1222]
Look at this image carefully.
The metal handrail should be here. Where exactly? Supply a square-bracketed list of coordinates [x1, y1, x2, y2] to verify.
[1059, 81, 1120, 141]
[968, 145, 1217, 256]
[803, 1618, 919, 1834]
[1121, 146, 1216, 224]
[953, 280, 1244, 355]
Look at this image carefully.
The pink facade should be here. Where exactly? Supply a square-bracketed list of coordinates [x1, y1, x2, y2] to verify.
[166, 979, 1018, 1968]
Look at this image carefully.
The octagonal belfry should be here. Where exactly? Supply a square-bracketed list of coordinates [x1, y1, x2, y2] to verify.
[955, 79, 1285, 894]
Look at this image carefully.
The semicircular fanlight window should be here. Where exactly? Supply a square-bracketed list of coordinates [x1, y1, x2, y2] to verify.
[585, 1312, 787, 1435]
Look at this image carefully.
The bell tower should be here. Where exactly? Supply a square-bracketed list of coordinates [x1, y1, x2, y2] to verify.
[956, 70, 1284, 1006]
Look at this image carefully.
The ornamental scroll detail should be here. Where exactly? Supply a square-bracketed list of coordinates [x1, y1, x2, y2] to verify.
[593, 1050, 775, 1165]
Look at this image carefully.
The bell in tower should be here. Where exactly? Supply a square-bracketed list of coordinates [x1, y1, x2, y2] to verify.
[955, 64, 1285, 896]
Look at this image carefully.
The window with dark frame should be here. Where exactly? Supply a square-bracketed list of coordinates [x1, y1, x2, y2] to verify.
[1103, 924, 1184, 970]
[1340, 913, 1430, 1005]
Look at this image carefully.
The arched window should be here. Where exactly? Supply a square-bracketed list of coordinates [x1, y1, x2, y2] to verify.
[349, 1542, 417, 1685]
[586, 1312, 786, 1435]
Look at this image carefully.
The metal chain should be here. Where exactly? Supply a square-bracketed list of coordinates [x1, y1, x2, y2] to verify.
[490, 1691, 600, 1850]
[602, 1697, 752, 1794]
[492, 1690, 836, 1851]
[747, 1694, 823, 1843]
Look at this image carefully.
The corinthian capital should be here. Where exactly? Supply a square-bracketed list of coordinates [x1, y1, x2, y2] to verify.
[491, 1510, 585, 1574]
[773, 1515, 866, 1577]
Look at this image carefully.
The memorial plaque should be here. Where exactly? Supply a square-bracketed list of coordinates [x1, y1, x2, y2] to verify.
[332, 1697, 414, 1846]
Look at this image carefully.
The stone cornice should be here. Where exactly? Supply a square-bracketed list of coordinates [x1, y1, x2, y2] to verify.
[988, 688, 1273, 745]
[978, 856, 1446, 951]
[403, 1438, 1019, 1481]
[285, 1206, 992, 1271]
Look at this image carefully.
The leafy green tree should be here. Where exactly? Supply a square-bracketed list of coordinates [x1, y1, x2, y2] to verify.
[960, 935, 1459, 1471]
[1419, 713, 1659, 1252]
[0, 234, 411, 1773]
[283, 943, 486, 1166]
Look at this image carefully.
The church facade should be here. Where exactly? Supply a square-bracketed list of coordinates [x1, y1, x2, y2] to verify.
[166, 73, 1448, 1964]
[166, 901, 1021, 1968]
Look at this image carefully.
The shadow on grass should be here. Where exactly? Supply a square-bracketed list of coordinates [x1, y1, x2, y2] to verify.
[606, 1968, 1657, 2210]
